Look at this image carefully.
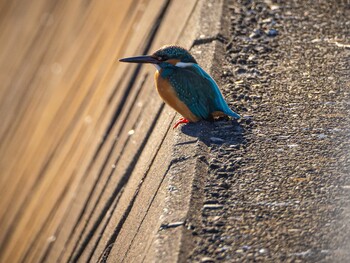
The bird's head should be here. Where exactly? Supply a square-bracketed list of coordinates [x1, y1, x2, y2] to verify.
[119, 45, 197, 68]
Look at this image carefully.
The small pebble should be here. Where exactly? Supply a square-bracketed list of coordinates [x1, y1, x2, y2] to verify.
[267, 29, 278, 37]
[236, 68, 247, 74]
[250, 29, 264, 38]
[203, 204, 224, 210]
[317, 134, 327, 139]
[259, 248, 267, 254]
[201, 257, 215, 263]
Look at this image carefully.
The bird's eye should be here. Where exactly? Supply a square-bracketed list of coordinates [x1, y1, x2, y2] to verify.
[158, 56, 168, 61]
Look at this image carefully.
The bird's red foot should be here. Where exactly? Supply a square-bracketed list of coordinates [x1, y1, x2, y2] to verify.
[173, 117, 189, 129]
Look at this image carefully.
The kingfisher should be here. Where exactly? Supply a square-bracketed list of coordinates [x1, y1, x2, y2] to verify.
[119, 45, 240, 128]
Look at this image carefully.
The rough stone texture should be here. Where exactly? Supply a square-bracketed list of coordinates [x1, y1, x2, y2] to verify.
[180, 0, 350, 262]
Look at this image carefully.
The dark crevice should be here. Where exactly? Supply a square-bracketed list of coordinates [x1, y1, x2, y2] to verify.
[61, 72, 149, 263]
[106, 0, 142, 106]
[84, 103, 162, 263]
[61, 3, 172, 254]
[159, 221, 186, 230]
[190, 33, 227, 49]
[67, 0, 173, 254]
[86, 188, 124, 263]
[102, 0, 171, 143]
[65, 79, 147, 263]
[75, 74, 148, 224]
[31, 172, 76, 263]
[21, 37, 107, 261]
[174, 139, 198, 146]
[120, 122, 174, 263]
[77, 104, 165, 263]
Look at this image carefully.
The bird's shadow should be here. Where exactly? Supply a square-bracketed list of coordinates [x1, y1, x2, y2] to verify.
[178, 118, 249, 147]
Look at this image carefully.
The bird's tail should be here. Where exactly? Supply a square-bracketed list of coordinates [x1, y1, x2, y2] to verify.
[224, 108, 241, 119]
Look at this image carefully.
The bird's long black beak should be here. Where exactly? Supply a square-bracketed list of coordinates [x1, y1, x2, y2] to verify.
[119, 55, 160, 64]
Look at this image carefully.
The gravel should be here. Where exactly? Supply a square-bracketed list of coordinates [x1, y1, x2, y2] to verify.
[182, 0, 350, 262]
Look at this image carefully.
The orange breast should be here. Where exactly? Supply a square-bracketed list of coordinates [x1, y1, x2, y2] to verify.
[154, 70, 199, 122]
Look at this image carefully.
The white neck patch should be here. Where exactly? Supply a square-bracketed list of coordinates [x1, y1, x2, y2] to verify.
[175, 62, 195, 68]
[153, 64, 161, 70]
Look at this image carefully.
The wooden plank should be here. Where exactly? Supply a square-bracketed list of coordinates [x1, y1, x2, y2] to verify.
[36, 1, 169, 262]
[0, 0, 173, 262]
[0, 0, 204, 261]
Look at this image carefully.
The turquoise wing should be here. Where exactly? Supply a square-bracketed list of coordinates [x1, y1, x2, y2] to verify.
[168, 64, 240, 120]
[191, 64, 241, 119]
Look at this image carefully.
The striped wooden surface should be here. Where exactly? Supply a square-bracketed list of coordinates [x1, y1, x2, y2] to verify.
[0, 0, 201, 261]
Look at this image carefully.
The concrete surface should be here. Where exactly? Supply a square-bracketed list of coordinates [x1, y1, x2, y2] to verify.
[175, 0, 350, 262]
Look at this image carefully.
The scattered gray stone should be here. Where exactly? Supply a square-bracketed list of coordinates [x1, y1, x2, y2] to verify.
[203, 204, 224, 210]
[266, 28, 278, 37]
